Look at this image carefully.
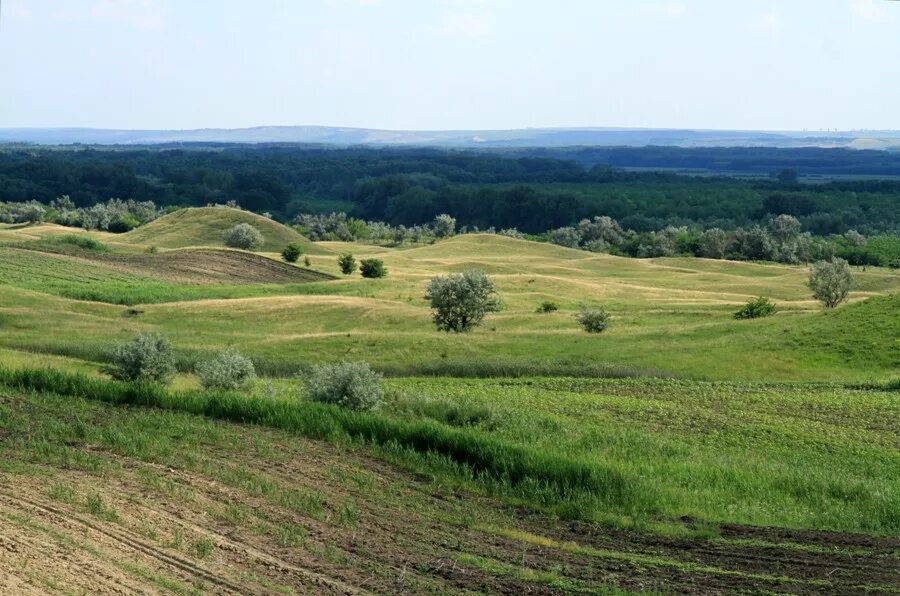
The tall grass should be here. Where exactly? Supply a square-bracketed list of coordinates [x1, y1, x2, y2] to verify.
[0, 366, 653, 520]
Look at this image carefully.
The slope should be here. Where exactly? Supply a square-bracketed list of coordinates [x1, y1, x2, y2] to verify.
[122, 207, 330, 254]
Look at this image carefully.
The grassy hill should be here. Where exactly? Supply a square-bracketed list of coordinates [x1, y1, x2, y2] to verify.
[123, 207, 330, 254]
[1, 226, 899, 592]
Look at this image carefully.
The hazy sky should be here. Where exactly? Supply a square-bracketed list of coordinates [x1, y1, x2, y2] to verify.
[1, 0, 898, 131]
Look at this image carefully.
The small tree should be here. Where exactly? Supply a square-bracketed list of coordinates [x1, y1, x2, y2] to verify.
[359, 258, 387, 278]
[223, 223, 264, 250]
[733, 297, 777, 320]
[104, 333, 176, 383]
[305, 361, 384, 411]
[281, 242, 303, 263]
[425, 269, 500, 332]
[809, 258, 853, 308]
[338, 253, 356, 275]
[576, 306, 611, 333]
[433, 214, 456, 238]
[196, 349, 256, 390]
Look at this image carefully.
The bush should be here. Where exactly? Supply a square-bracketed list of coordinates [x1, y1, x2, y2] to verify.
[733, 297, 777, 319]
[338, 253, 356, 275]
[281, 243, 303, 263]
[57, 234, 109, 252]
[107, 213, 140, 233]
[359, 258, 387, 278]
[223, 223, 264, 250]
[809, 258, 853, 308]
[425, 270, 500, 332]
[103, 333, 176, 384]
[535, 301, 559, 313]
[304, 361, 384, 411]
[196, 350, 256, 390]
[889, 259, 900, 271]
[576, 306, 611, 333]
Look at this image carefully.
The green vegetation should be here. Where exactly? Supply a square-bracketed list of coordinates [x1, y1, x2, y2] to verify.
[304, 361, 384, 411]
[733, 296, 777, 319]
[0, 196, 898, 591]
[576, 306, 611, 333]
[103, 333, 176, 383]
[223, 222, 264, 250]
[337, 252, 356, 275]
[809, 258, 853, 308]
[195, 349, 256, 390]
[425, 269, 500, 332]
[122, 207, 327, 254]
[535, 300, 559, 313]
[359, 257, 386, 278]
[281, 241, 303, 262]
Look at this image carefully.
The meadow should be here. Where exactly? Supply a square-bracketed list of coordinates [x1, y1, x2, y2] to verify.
[1, 208, 898, 593]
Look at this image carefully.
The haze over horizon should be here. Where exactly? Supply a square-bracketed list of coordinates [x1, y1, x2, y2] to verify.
[2, 0, 899, 132]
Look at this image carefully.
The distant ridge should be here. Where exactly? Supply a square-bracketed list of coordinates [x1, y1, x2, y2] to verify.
[2, 125, 900, 149]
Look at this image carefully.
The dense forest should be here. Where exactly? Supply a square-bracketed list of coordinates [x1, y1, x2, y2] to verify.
[1, 145, 899, 235]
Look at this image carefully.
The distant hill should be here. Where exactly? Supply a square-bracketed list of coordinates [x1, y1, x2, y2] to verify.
[2, 125, 900, 150]
[123, 207, 329, 254]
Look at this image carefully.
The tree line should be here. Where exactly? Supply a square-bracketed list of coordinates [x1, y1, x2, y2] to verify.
[1, 145, 899, 236]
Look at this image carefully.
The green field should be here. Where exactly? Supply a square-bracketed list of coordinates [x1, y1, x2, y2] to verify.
[1, 208, 898, 593]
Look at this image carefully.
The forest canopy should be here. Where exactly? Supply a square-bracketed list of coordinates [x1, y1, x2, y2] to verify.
[1, 144, 899, 235]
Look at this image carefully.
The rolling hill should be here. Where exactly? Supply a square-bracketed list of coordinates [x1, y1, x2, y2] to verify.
[123, 207, 329, 254]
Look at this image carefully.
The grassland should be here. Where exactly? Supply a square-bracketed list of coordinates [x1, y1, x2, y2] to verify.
[1, 221, 898, 381]
[122, 207, 330, 254]
[0, 209, 898, 593]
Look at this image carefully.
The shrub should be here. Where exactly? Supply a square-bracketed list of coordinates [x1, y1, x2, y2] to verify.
[281, 242, 303, 263]
[304, 361, 384, 411]
[303, 255, 311, 267]
[535, 301, 559, 313]
[103, 333, 176, 384]
[196, 350, 256, 390]
[809, 258, 853, 308]
[889, 259, 900, 271]
[338, 253, 356, 275]
[223, 223, 264, 250]
[107, 213, 140, 233]
[733, 297, 777, 319]
[57, 234, 109, 252]
[425, 270, 500, 332]
[359, 258, 387, 278]
[576, 306, 611, 333]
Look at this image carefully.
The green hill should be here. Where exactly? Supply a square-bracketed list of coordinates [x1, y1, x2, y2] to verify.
[123, 207, 330, 254]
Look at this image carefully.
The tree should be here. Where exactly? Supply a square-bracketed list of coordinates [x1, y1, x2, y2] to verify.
[281, 242, 303, 263]
[223, 223, 264, 250]
[433, 213, 456, 238]
[844, 230, 866, 247]
[424, 269, 500, 332]
[359, 258, 387, 278]
[699, 228, 727, 259]
[776, 168, 798, 185]
[548, 226, 581, 248]
[809, 258, 852, 308]
[103, 333, 176, 384]
[338, 253, 356, 275]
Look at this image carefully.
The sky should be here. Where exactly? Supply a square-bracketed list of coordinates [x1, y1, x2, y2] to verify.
[1, 0, 898, 131]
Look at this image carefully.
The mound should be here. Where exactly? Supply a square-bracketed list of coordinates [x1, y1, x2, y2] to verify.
[782, 293, 900, 371]
[122, 207, 330, 254]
